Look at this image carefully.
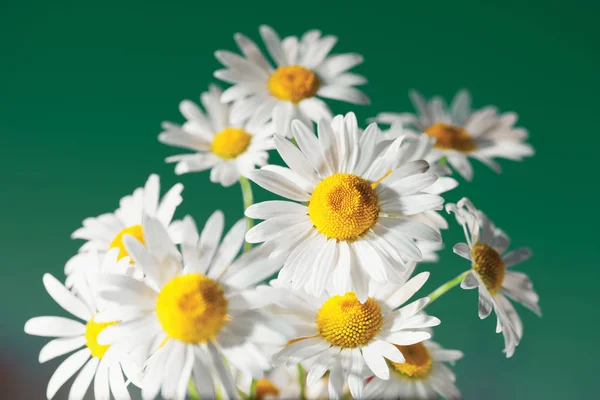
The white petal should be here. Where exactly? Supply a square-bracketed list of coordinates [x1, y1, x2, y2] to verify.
[274, 134, 319, 185]
[292, 119, 329, 176]
[68, 357, 99, 400]
[245, 200, 307, 220]
[453, 242, 472, 260]
[47, 348, 91, 399]
[192, 347, 215, 399]
[247, 169, 310, 202]
[196, 210, 225, 273]
[156, 183, 184, 226]
[478, 288, 494, 319]
[368, 339, 405, 363]
[43, 274, 91, 321]
[272, 337, 330, 367]
[503, 247, 532, 268]
[383, 330, 431, 346]
[380, 194, 444, 216]
[318, 85, 370, 104]
[109, 362, 131, 400]
[39, 336, 86, 363]
[460, 271, 479, 290]
[208, 218, 247, 278]
[383, 272, 430, 310]
[207, 341, 238, 399]
[362, 343, 390, 380]
[259, 25, 287, 66]
[94, 357, 110, 400]
[25, 317, 86, 337]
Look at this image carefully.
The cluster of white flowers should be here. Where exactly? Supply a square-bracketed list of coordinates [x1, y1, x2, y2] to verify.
[25, 26, 539, 400]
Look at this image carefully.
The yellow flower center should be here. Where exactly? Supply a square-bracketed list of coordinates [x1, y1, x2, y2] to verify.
[472, 243, 505, 293]
[267, 65, 320, 103]
[390, 343, 432, 379]
[156, 274, 228, 343]
[424, 123, 476, 153]
[316, 292, 383, 348]
[211, 127, 252, 159]
[109, 224, 145, 262]
[308, 174, 379, 241]
[85, 317, 117, 359]
[255, 378, 280, 400]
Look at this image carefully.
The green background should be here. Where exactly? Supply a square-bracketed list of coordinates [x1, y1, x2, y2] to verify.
[1, 0, 598, 398]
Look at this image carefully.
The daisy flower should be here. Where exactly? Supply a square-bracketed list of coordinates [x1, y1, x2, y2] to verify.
[267, 272, 439, 399]
[374, 90, 534, 180]
[24, 251, 141, 400]
[159, 85, 274, 187]
[65, 174, 183, 287]
[364, 339, 463, 400]
[214, 25, 369, 137]
[245, 113, 444, 300]
[447, 197, 541, 357]
[94, 212, 291, 400]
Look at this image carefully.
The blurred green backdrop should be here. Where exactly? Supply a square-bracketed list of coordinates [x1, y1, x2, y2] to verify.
[1, 0, 598, 398]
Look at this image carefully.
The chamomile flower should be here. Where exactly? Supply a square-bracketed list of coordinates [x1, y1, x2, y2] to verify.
[65, 174, 183, 287]
[375, 90, 534, 180]
[24, 251, 140, 400]
[364, 339, 463, 400]
[215, 25, 369, 137]
[159, 85, 274, 187]
[245, 113, 444, 300]
[267, 272, 439, 399]
[447, 198, 541, 357]
[95, 212, 291, 400]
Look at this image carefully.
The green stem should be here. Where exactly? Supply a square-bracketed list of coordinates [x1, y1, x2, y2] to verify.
[438, 155, 448, 167]
[239, 176, 254, 253]
[188, 379, 199, 400]
[248, 378, 257, 400]
[298, 364, 307, 400]
[426, 270, 470, 306]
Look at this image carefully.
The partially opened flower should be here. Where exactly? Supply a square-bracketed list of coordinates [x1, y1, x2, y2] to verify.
[267, 272, 439, 399]
[95, 212, 290, 400]
[364, 339, 463, 399]
[234, 353, 330, 400]
[159, 85, 274, 187]
[245, 113, 443, 300]
[447, 198, 541, 357]
[65, 174, 183, 287]
[24, 251, 141, 400]
[214, 25, 369, 137]
[375, 90, 534, 180]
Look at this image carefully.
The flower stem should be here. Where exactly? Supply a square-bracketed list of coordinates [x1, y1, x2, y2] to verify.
[426, 270, 471, 307]
[249, 378, 257, 400]
[239, 176, 254, 253]
[298, 364, 307, 400]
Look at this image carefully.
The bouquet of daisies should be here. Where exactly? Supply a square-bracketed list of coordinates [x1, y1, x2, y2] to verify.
[25, 25, 539, 400]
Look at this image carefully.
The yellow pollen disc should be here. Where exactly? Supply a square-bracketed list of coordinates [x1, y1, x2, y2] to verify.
[308, 173, 379, 241]
[85, 317, 117, 359]
[109, 224, 145, 262]
[316, 292, 383, 348]
[390, 343, 433, 379]
[156, 274, 228, 343]
[255, 378, 280, 400]
[472, 243, 505, 293]
[424, 123, 476, 153]
[267, 65, 320, 103]
[211, 127, 252, 159]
